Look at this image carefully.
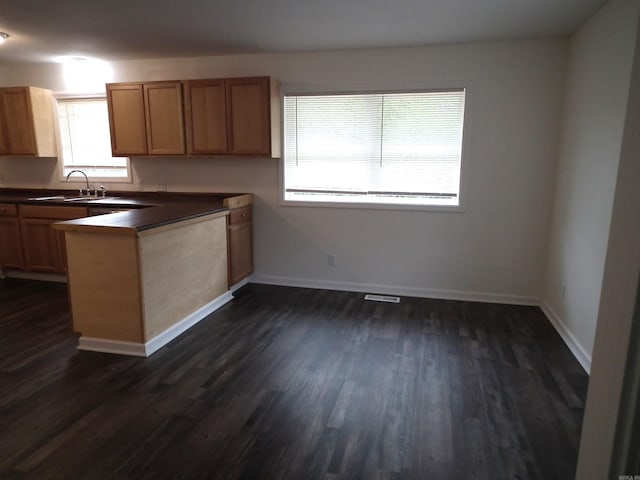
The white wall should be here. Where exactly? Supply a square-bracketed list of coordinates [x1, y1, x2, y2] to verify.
[0, 38, 567, 303]
[541, 0, 640, 372]
[576, 2, 640, 477]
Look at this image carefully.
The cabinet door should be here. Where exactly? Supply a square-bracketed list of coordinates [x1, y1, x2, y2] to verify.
[0, 217, 24, 270]
[184, 80, 227, 155]
[19, 206, 88, 273]
[144, 81, 185, 155]
[107, 83, 148, 156]
[0, 101, 8, 154]
[0, 87, 37, 155]
[20, 218, 59, 272]
[228, 221, 253, 285]
[226, 77, 271, 156]
[56, 230, 71, 273]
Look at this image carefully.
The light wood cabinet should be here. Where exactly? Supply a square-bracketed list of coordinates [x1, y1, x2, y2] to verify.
[226, 77, 272, 156]
[107, 81, 185, 156]
[144, 81, 185, 155]
[0, 86, 57, 157]
[106, 83, 147, 156]
[60, 212, 229, 353]
[184, 79, 228, 155]
[108, 76, 280, 158]
[19, 205, 88, 273]
[227, 206, 253, 285]
[20, 218, 59, 272]
[0, 204, 24, 270]
[0, 117, 8, 154]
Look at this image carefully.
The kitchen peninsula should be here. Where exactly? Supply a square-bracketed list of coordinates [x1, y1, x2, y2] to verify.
[0, 190, 253, 356]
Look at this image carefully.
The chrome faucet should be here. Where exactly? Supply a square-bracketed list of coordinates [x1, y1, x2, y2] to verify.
[66, 169, 90, 196]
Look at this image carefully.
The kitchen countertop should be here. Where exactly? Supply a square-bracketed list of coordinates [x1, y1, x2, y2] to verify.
[0, 189, 253, 233]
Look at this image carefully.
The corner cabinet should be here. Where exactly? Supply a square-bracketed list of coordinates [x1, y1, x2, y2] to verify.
[0, 86, 58, 157]
[106, 81, 185, 156]
[108, 76, 280, 158]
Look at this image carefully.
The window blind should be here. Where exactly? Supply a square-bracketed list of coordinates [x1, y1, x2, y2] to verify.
[283, 90, 466, 206]
[57, 98, 128, 178]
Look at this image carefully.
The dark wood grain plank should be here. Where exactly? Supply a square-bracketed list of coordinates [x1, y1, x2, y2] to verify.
[0, 279, 588, 479]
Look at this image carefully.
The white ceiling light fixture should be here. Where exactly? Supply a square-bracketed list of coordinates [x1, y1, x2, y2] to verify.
[0, 32, 10, 44]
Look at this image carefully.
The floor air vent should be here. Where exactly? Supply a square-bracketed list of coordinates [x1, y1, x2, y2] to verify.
[364, 294, 401, 303]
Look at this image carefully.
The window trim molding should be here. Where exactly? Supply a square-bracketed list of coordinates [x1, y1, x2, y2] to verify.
[278, 84, 472, 213]
[54, 93, 132, 184]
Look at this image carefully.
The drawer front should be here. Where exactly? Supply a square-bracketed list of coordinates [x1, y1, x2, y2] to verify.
[224, 194, 253, 209]
[228, 206, 252, 225]
[19, 205, 88, 220]
[0, 204, 18, 217]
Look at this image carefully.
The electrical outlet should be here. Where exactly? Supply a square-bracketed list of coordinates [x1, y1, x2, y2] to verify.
[328, 254, 336, 267]
[561, 283, 567, 299]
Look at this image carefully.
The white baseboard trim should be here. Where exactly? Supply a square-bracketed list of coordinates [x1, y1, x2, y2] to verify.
[540, 300, 591, 374]
[250, 274, 538, 306]
[77, 337, 148, 357]
[77, 290, 234, 357]
[229, 276, 252, 293]
[3, 270, 67, 283]
[74, 273, 590, 373]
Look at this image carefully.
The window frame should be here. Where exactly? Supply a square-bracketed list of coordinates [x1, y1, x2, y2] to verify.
[55, 93, 132, 184]
[279, 85, 471, 212]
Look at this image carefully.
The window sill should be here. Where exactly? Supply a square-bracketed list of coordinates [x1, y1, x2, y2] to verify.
[279, 197, 466, 213]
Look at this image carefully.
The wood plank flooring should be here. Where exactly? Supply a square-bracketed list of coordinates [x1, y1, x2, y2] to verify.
[0, 279, 588, 479]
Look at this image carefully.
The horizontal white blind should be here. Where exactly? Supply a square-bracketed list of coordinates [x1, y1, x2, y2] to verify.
[57, 98, 128, 178]
[284, 90, 466, 206]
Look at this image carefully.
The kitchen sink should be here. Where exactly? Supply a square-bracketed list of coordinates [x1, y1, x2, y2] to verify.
[28, 195, 67, 201]
[86, 197, 119, 202]
[63, 197, 93, 202]
[28, 195, 117, 202]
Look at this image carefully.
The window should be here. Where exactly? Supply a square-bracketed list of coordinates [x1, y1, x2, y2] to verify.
[283, 89, 466, 207]
[57, 97, 129, 180]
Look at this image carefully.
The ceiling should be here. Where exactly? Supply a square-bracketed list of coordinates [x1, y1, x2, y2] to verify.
[0, 0, 608, 65]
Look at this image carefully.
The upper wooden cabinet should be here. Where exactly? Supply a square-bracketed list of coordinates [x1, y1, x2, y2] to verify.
[0, 86, 58, 157]
[226, 77, 273, 156]
[106, 83, 147, 156]
[183, 79, 228, 155]
[107, 81, 185, 156]
[0, 117, 7, 154]
[108, 76, 280, 158]
[144, 81, 185, 155]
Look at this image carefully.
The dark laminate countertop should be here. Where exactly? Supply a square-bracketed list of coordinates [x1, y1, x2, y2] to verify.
[0, 189, 253, 233]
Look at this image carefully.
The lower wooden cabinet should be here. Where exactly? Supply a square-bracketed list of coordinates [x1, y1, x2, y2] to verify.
[20, 218, 59, 272]
[227, 206, 253, 286]
[0, 204, 24, 270]
[19, 205, 88, 273]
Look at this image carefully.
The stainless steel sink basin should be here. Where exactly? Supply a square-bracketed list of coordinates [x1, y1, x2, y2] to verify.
[28, 195, 67, 201]
[28, 195, 118, 202]
[86, 197, 124, 203]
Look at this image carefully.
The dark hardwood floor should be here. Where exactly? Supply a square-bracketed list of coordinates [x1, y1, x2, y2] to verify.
[0, 278, 588, 480]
